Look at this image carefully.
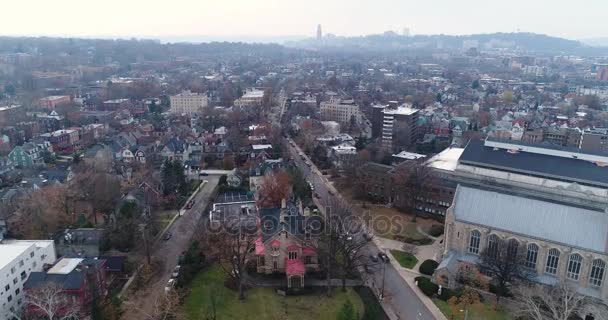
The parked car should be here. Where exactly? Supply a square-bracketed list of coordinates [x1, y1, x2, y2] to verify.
[163, 232, 172, 241]
[186, 200, 195, 209]
[172, 265, 181, 278]
[365, 265, 375, 273]
[378, 252, 390, 263]
[369, 254, 379, 263]
[164, 279, 176, 293]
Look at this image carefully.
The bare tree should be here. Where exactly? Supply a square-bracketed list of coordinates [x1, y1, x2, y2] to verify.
[319, 198, 371, 293]
[513, 284, 598, 320]
[214, 214, 257, 300]
[15, 282, 80, 320]
[256, 170, 291, 209]
[479, 238, 529, 303]
[393, 162, 439, 220]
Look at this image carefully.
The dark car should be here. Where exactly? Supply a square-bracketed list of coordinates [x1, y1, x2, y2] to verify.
[378, 252, 390, 263]
[369, 254, 379, 263]
[163, 232, 172, 241]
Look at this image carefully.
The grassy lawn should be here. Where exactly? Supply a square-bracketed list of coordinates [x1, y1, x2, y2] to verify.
[184, 265, 365, 320]
[389, 250, 418, 269]
[433, 299, 512, 320]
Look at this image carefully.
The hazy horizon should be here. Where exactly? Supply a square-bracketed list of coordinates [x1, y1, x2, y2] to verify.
[2, 0, 607, 41]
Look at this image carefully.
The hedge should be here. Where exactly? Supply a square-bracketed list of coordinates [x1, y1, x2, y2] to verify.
[415, 276, 438, 297]
[419, 259, 439, 276]
[428, 225, 444, 237]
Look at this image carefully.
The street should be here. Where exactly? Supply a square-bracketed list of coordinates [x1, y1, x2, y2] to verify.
[285, 137, 436, 320]
[122, 176, 220, 320]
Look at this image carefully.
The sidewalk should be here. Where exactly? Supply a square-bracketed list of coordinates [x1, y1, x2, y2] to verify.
[373, 237, 448, 320]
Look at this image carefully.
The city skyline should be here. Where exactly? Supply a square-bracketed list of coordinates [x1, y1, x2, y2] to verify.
[1, 0, 607, 42]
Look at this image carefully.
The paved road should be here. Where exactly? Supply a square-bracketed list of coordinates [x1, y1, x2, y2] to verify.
[285, 137, 436, 320]
[122, 176, 220, 320]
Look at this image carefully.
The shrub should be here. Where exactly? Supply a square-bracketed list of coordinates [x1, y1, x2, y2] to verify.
[419, 259, 439, 276]
[428, 224, 444, 237]
[437, 287, 459, 301]
[415, 276, 438, 297]
[489, 284, 513, 297]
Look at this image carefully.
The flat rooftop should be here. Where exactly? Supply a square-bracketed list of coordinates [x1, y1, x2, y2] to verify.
[47, 258, 84, 275]
[426, 147, 465, 172]
[460, 139, 608, 188]
[382, 105, 418, 116]
[0, 240, 54, 271]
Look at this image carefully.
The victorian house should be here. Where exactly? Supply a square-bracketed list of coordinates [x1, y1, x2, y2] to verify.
[255, 199, 322, 288]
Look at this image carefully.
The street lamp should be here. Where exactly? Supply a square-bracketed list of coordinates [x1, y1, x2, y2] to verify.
[460, 309, 469, 320]
[380, 248, 387, 300]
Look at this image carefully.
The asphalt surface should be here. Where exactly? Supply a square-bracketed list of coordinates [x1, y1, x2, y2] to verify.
[285, 137, 436, 320]
[122, 176, 220, 320]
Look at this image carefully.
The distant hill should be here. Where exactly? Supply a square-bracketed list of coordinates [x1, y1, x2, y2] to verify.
[288, 32, 608, 55]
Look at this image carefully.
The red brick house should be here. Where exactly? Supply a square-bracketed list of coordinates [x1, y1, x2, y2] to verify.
[23, 258, 107, 318]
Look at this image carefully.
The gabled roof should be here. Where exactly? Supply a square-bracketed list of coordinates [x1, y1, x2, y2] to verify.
[453, 185, 608, 253]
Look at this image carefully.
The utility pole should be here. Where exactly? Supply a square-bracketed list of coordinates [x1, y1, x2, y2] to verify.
[380, 248, 387, 300]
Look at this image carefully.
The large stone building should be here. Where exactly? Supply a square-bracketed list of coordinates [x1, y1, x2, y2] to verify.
[433, 138, 608, 318]
[169, 90, 209, 114]
[319, 98, 361, 126]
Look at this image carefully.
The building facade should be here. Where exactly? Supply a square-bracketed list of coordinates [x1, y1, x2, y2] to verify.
[378, 104, 419, 151]
[0, 240, 56, 319]
[38, 96, 71, 110]
[319, 98, 361, 126]
[169, 90, 209, 114]
[437, 185, 608, 313]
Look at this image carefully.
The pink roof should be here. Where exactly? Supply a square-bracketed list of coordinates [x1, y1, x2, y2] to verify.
[302, 247, 316, 255]
[285, 259, 305, 275]
[255, 236, 265, 256]
[271, 239, 281, 247]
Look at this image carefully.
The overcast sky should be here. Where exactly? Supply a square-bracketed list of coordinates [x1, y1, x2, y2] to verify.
[2, 0, 606, 40]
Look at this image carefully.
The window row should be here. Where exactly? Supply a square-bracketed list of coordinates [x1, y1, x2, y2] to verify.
[468, 230, 605, 287]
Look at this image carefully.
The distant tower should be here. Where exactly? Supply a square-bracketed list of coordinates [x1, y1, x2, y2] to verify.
[316, 24, 323, 41]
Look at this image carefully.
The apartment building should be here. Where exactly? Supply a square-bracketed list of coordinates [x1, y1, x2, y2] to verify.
[378, 104, 419, 151]
[169, 90, 208, 114]
[319, 98, 361, 126]
[0, 240, 56, 319]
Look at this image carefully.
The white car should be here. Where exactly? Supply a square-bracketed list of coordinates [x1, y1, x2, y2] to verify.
[164, 278, 176, 293]
[172, 265, 181, 278]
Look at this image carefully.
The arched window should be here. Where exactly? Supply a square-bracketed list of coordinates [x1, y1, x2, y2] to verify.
[545, 249, 560, 275]
[525, 244, 539, 269]
[507, 239, 519, 258]
[590, 259, 605, 287]
[468, 230, 481, 254]
[487, 234, 499, 258]
[567, 254, 583, 280]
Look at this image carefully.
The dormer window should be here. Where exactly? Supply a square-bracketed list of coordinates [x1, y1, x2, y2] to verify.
[288, 251, 298, 260]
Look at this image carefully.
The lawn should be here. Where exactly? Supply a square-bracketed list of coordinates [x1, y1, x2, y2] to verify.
[184, 265, 365, 320]
[389, 250, 418, 269]
[433, 299, 512, 320]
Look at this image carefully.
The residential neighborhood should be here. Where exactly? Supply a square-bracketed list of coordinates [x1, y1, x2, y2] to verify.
[1, 7, 608, 320]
